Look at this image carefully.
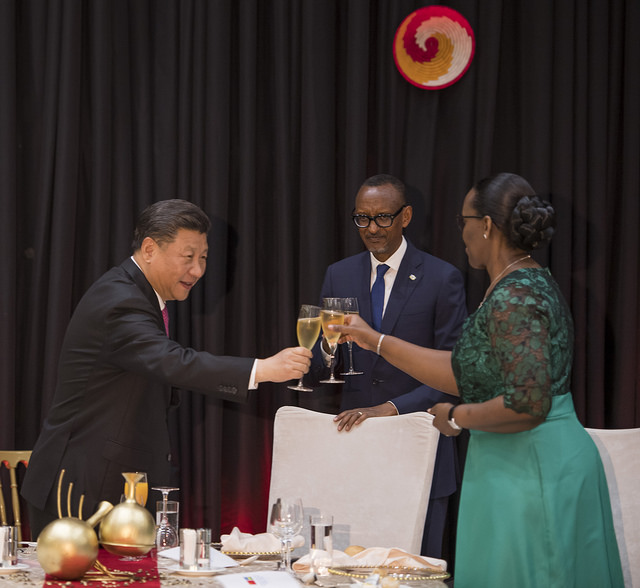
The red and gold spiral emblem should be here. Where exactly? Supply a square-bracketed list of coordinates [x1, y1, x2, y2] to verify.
[393, 6, 475, 90]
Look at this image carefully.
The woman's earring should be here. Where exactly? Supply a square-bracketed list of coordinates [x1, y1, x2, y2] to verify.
[483, 233, 487, 239]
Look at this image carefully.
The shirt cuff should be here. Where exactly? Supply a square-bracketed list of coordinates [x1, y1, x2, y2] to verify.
[386, 400, 399, 415]
[248, 359, 258, 389]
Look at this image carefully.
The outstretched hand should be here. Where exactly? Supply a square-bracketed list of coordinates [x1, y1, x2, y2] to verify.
[255, 347, 312, 384]
[329, 314, 380, 352]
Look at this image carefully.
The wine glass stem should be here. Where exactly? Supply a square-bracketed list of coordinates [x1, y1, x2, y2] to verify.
[283, 538, 292, 572]
[347, 341, 354, 370]
[161, 491, 170, 525]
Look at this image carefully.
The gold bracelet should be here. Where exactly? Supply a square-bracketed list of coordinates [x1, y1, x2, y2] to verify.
[376, 333, 385, 355]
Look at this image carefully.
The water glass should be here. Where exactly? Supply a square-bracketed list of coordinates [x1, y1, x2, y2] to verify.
[309, 514, 333, 576]
[0, 526, 17, 568]
[180, 528, 211, 570]
[155, 500, 179, 550]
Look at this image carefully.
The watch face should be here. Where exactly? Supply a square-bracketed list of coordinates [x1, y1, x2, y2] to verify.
[448, 418, 462, 430]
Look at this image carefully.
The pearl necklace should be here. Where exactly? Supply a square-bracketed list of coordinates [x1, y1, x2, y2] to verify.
[478, 254, 531, 308]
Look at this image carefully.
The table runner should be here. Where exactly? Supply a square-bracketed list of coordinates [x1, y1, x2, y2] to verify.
[44, 549, 161, 588]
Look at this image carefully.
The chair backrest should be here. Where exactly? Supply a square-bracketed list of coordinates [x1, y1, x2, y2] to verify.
[585, 428, 640, 588]
[0, 450, 32, 543]
[267, 407, 439, 555]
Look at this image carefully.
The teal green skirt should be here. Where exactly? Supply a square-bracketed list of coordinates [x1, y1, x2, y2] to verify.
[454, 394, 623, 588]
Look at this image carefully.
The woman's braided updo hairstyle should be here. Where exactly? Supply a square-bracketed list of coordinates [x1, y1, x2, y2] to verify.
[472, 173, 556, 251]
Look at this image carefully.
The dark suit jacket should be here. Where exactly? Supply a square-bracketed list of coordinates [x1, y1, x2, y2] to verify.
[311, 239, 468, 498]
[22, 258, 254, 517]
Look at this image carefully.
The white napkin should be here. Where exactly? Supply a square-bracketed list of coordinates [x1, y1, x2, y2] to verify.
[293, 546, 446, 573]
[220, 527, 304, 552]
[158, 546, 238, 568]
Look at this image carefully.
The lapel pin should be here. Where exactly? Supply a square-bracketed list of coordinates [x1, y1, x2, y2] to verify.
[409, 274, 416, 280]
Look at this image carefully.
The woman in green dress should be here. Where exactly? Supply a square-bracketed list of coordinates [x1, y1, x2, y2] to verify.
[330, 173, 623, 587]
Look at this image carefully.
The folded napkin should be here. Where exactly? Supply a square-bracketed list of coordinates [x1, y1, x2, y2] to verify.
[220, 527, 305, 553]
[292, 546, 446, 574]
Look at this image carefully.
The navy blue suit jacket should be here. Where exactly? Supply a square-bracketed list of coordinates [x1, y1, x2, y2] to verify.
[311, 240, 467, 498]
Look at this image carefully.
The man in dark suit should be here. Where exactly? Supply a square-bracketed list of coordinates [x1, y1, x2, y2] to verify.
[22, 199, 311, 537]
[311, 174, 467, 558]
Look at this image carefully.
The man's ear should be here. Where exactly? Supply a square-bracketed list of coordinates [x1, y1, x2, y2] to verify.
[139, 237, 157, 263]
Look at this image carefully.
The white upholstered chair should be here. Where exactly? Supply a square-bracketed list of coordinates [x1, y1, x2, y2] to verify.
[586, 427, 640, 588]
[267, 406, 440, 556]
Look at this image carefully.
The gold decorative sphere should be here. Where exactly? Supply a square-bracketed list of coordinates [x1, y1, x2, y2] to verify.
[98, 500, 156, 557]
[37, 501, 113, 580]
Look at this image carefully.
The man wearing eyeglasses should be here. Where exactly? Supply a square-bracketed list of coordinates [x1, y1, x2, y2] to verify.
[306, 174, 468, 559]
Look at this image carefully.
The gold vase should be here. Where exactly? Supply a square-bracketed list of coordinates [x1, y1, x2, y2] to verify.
[98, 472, 156, 557]
[37, 501, 114, 580]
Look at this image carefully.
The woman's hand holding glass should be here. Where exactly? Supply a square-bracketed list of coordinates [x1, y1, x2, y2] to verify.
[329, 313, 380, 352]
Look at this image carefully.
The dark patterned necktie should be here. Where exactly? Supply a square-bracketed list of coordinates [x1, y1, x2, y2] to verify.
[371, 263, 389, 331]
[162, 306, 170, 336]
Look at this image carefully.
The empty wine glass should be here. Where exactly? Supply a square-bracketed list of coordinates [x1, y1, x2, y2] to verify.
[340, 297, 363, 375]
[269, 497, 303, 574]
[287, 305, 321, 391]
[152, 486, 180, 551]
[319, 298, 345, 384]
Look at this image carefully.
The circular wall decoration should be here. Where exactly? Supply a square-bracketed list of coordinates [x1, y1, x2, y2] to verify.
[393, 5, 475, 90]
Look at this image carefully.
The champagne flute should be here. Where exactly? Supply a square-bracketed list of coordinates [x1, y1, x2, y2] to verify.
[269, 497, 304, 574]
[319, 298, 345, 384]
[287, 305, 321, 392]
[340, 297, 363, 375]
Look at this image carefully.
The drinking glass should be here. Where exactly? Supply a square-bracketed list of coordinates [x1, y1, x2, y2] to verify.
[124, 472, 148, 507]
[309, 513, 333, 576]
[269, 497, 303, 574]
[287, 305, 321, 392]
[340, 297, 363, 375]
[319, 298, 345, 384]
[152, 486, 180, 551]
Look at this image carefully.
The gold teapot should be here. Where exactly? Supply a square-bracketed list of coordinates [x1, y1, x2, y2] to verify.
[37, 500, 114, 580]
[98, 472, 156, 558]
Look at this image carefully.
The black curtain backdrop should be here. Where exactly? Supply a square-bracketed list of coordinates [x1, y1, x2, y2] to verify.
[1, 0, 639, 566]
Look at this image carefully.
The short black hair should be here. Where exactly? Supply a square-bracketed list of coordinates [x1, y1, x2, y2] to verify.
[360, 174, 407, 204]
[131, 199, 211, 251]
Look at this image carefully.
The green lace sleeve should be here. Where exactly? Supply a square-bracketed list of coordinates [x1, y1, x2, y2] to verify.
[486, 283, 553, 418]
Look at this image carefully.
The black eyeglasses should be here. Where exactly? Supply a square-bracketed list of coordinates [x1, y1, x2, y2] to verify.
[352, 205, 406, 229]
[456, 214, 484, 231]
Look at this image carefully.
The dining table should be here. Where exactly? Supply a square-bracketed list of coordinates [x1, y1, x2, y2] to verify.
[0, 543, 451, 588]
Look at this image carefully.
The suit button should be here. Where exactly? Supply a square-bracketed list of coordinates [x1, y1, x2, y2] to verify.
[167, 453, 172, 462]
[372, 379, 385, 385]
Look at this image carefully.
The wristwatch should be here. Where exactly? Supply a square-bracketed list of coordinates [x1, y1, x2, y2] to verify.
[448, 405, 462, 430]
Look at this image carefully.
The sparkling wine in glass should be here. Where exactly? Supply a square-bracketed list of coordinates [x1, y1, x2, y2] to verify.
[320, 298, 345, 384]
[340, 297, 363, 375]
[269, 497, 304, 574]
[152, 486, 180, 551]
[287, 305, 321, 392]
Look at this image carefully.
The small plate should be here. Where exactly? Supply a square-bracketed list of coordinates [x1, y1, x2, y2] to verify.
[328, 565, 450, 582]
[0, 564, 29, 575]
[167, 564, 224, 577]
